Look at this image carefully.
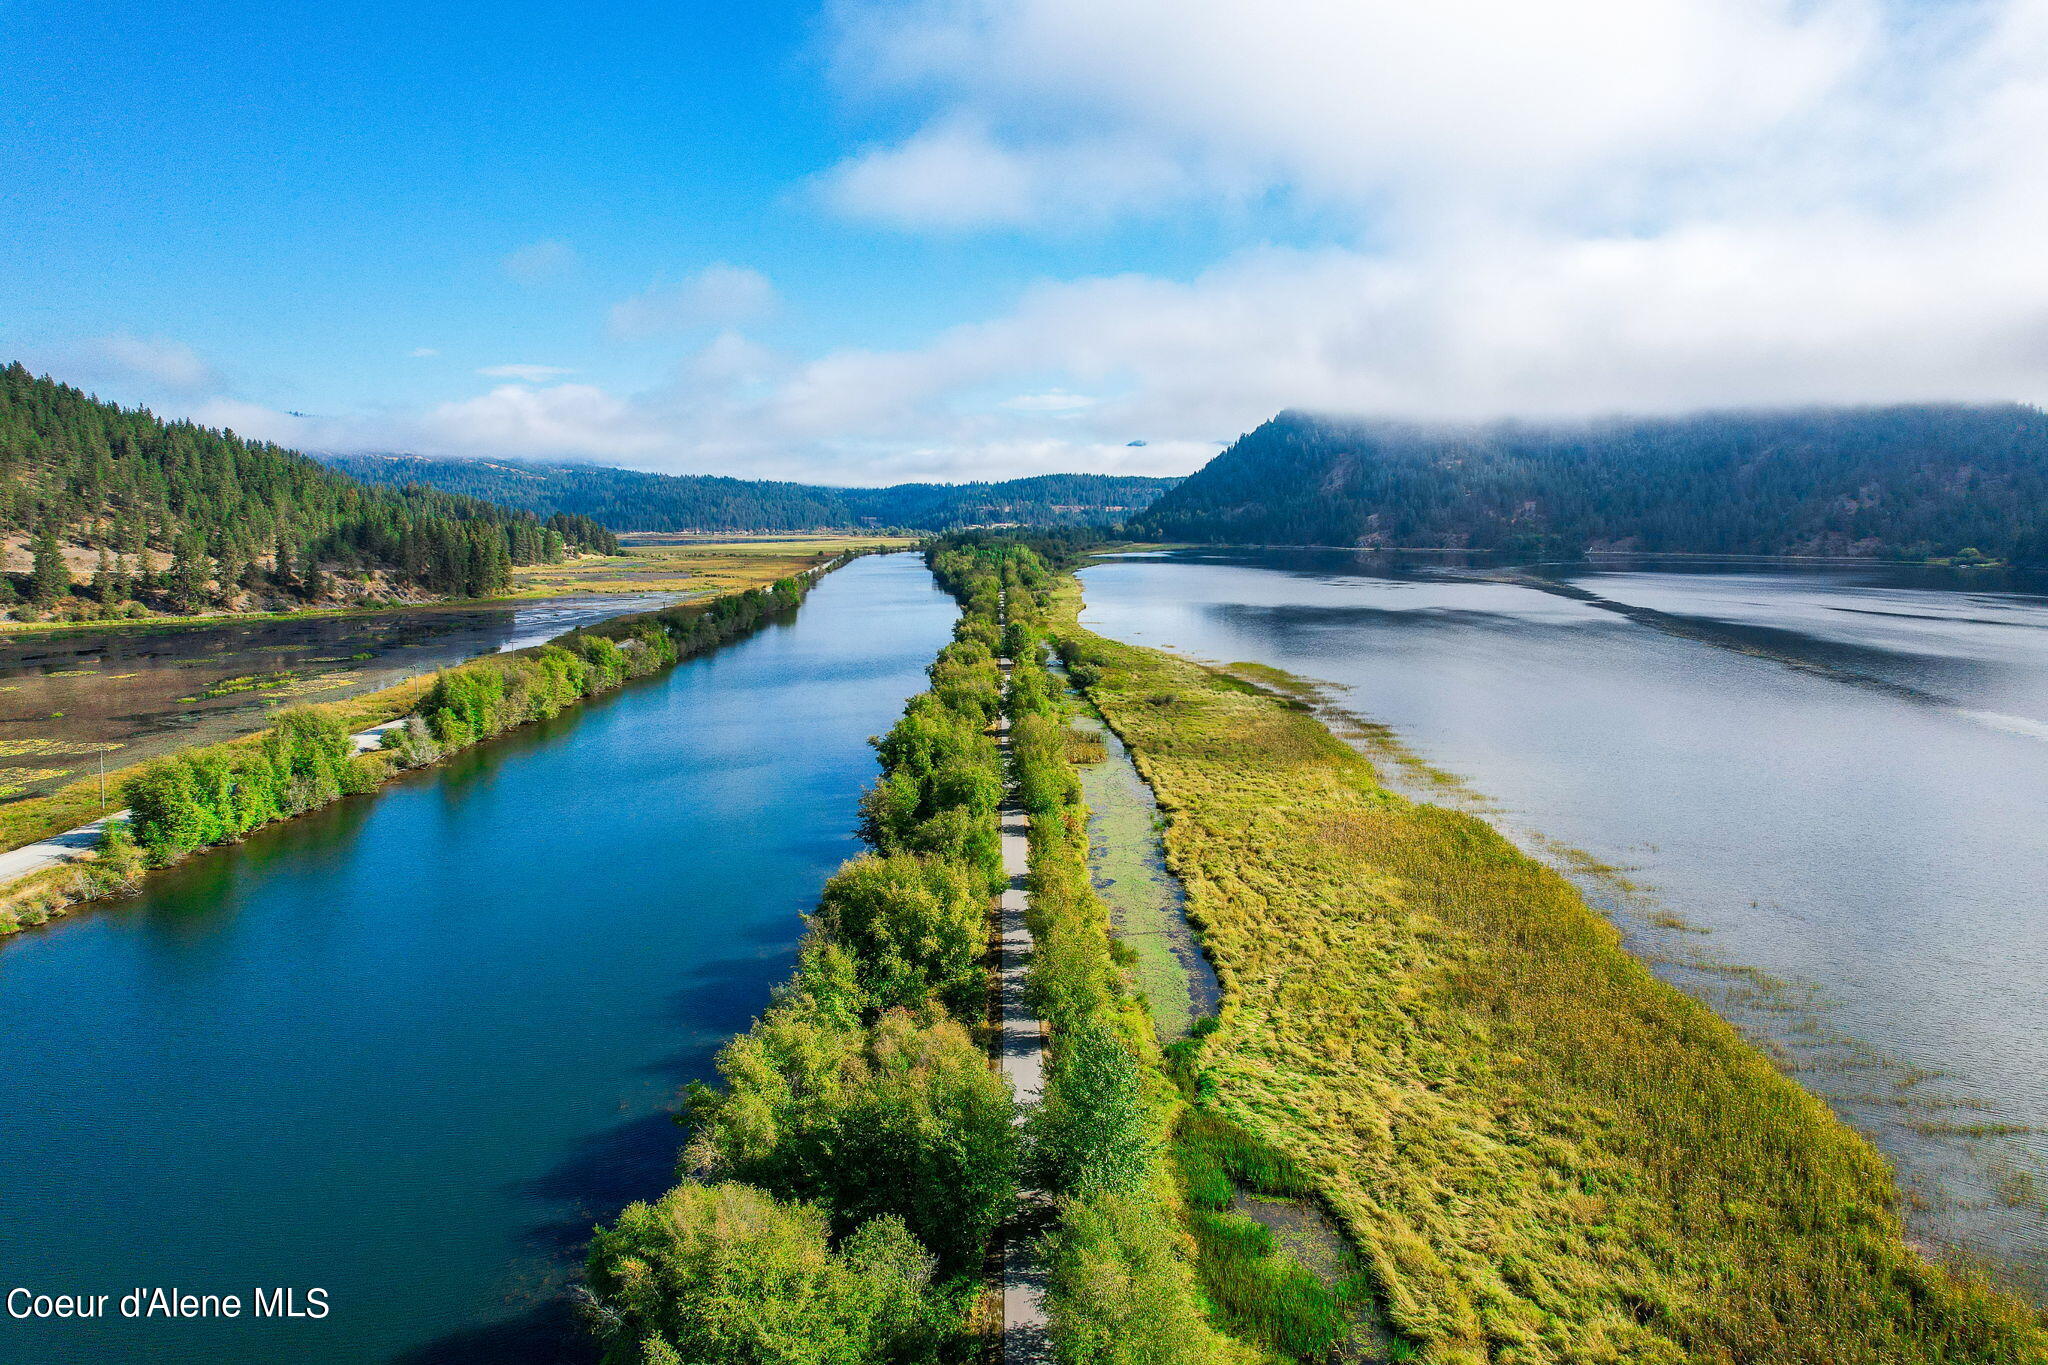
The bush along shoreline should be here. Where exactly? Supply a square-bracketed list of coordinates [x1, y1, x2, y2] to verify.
[0, 549, 874, 938]
[1047, 562, 2048, 1362]
[580, 533, 1302, 1365]
[582, 538, 1019, 1365]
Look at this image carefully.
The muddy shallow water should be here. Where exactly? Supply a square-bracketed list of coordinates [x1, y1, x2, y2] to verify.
[0, 594, 683, 802]
[1070, 708, 1220, 1041]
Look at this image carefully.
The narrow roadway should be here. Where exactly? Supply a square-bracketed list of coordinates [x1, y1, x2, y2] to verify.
[996, 631, 1052, 1361]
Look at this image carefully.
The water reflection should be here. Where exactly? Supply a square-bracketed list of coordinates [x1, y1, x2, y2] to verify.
[0, 556, 956, 1363]
[1081, 549, 2048, 1293]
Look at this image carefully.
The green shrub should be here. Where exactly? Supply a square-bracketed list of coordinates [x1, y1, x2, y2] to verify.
[584, 1182, 932, 1365]
[1030, 1019, 1153, 1198]
[814, 853, 987, 1015]
[1044, 1189, 1232, 1365]
[690, 1008, 1018, 1276]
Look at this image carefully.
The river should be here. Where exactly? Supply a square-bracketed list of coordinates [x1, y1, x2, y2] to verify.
[0, 554, 955, 1364]
[1079, 548, 2048, 1294]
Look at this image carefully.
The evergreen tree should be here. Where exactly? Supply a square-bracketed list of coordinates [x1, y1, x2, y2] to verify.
[1138, 406, 2048, 563]
[166, 531, 210, 613]
[28, 526, 70, 604]
[0, 363, 617, 610]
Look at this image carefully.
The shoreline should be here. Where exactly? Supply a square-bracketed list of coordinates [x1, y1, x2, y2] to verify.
[0, 549, 877, 941]
[1050, 571, 2047, 1359]
[1098, 542, 2036, 570]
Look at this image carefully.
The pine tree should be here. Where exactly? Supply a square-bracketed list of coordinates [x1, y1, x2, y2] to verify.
[300, 546, 327, 601]
[28, 526, 71, 604]
[166, 531, 210, 613]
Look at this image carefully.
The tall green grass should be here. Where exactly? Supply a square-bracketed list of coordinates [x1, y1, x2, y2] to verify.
[1055, 585, 2047, 1365]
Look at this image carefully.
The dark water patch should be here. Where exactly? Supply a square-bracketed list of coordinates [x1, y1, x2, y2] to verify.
[0, 555, 956, 1363]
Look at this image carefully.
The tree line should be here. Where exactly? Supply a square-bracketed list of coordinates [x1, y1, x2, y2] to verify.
[978, 534, 1242, 1365]
[1135, 405, 2048, 564]
[0, 363, 617, 619]
[121, 563, 832, 867]
[585, 541, 1019, 1363]
[324, 451, 1179, 534]
[584, 532, 1276, 1365]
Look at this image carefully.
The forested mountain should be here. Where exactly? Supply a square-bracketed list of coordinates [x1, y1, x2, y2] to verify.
[321, 452, 1178, 532]
[0, 365, 617, 619]
[839, 474, 1177, 530]
[1133, 405, 2048, 563]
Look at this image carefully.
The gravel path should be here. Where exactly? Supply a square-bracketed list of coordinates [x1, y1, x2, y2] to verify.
[996, 644, 1053, 1362]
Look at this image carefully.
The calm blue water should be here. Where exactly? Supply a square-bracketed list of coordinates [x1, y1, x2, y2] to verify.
[1081, 549, 2048, 1293]
[0, 553, 955, 1364]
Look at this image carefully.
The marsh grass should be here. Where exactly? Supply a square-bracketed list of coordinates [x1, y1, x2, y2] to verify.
[1176, 1107, 1391, 1362]
[1055, 583, 2047, 1364]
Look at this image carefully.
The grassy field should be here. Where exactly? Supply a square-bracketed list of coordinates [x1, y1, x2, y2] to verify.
[1053, 580, 2046, 1365]
[0, 539, 910, 638]
[509, 536, 913, 596]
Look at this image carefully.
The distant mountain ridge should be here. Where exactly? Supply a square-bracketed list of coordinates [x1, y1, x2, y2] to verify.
[1132, 405, 2048, 564]
[318, 453, 1179, 533]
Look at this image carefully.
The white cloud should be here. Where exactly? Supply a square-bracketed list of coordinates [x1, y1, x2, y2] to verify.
[826, 0, 1881, 225]
[187, 398, 314, 445]
[138, 0, 2048, 485]
[409, 347, 440, 358]
[95, 334, 219, 391]
[501, 239, 579, 284]
[422, 383, 663, 458]
[608, 265, 777, 339]
[1001, 389, 1097, 413]
[823, 121, 1196, 229]
[477, 363, 577, 381]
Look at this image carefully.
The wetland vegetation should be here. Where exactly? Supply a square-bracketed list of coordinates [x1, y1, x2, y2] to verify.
[0, 542, 870, 849]
[1053, 572, 2048, 1362]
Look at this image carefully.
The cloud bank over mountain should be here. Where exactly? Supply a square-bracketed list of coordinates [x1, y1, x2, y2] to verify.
[94, 0, 2048, 481]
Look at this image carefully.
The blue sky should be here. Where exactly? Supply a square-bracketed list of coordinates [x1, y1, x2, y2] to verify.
[4, 0, 2045, 483]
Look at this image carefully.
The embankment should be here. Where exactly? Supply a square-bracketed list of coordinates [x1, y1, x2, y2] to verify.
[0, 550, 872, 939]
[582, 540, 1015, 1363]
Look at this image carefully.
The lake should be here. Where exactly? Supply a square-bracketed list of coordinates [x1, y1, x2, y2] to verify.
[0, 554, 955, 1364]
[1080, 548, 2048, 1294]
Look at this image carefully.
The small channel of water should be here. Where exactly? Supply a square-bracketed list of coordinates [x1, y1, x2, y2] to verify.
[1068, 708, 1219, 1042]
[1068, 686, 1391, 1359]
[0, 555, 956, 1364]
